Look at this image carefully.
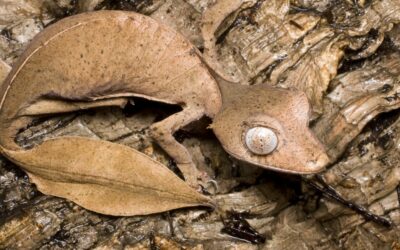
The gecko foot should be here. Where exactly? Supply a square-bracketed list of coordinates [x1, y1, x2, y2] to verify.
[177, 163, 218, 194]
[196, 171, 219, 195]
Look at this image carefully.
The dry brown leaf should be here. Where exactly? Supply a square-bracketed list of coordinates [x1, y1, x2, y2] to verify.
[3, 136, 213, 216]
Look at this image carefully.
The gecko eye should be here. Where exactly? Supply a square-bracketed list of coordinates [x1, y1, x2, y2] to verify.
[245, 127, 278, 155]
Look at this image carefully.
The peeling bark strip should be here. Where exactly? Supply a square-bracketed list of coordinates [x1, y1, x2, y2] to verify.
[314, 53, 400, 160]
[0, 10, 328, 216]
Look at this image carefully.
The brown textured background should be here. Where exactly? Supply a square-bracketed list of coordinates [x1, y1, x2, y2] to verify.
[0, 0, 399, 249]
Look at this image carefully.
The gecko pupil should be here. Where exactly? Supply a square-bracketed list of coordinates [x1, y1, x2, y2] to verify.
[245, 127, 278, 155]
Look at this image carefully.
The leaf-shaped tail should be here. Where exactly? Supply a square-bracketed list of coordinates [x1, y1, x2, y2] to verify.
[1, 137, 213, 216]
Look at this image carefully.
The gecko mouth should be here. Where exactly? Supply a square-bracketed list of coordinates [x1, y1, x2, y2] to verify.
[223, 145, 328, 175]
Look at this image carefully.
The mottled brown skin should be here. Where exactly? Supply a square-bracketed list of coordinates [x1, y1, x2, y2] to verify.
[0, 10, 328, 194]
[212, 79, 329, 174]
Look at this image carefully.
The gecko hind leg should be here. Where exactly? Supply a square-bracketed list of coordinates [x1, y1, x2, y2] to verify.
[149, 106, 205, 187]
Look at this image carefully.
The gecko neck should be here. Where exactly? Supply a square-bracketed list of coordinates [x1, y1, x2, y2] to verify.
[214, 76, 244, 109]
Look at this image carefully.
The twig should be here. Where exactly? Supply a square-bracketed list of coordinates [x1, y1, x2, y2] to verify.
[303, 175, 393, 228]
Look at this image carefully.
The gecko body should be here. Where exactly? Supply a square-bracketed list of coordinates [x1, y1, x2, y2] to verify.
[0, 11, 329, 215]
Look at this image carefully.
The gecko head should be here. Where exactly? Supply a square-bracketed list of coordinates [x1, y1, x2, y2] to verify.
[211, 86, 330, 174]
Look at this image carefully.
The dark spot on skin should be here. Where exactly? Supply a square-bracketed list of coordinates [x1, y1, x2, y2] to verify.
[80, 54, 83, 58]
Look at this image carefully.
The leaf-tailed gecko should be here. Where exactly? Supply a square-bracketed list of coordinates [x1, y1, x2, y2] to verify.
[0, 11, 329, 214]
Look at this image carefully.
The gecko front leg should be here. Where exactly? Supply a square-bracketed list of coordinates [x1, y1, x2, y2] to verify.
[149, 106, 205, 187]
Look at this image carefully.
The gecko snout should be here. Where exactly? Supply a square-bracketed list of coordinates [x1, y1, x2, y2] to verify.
[305, 152, 330, 172]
